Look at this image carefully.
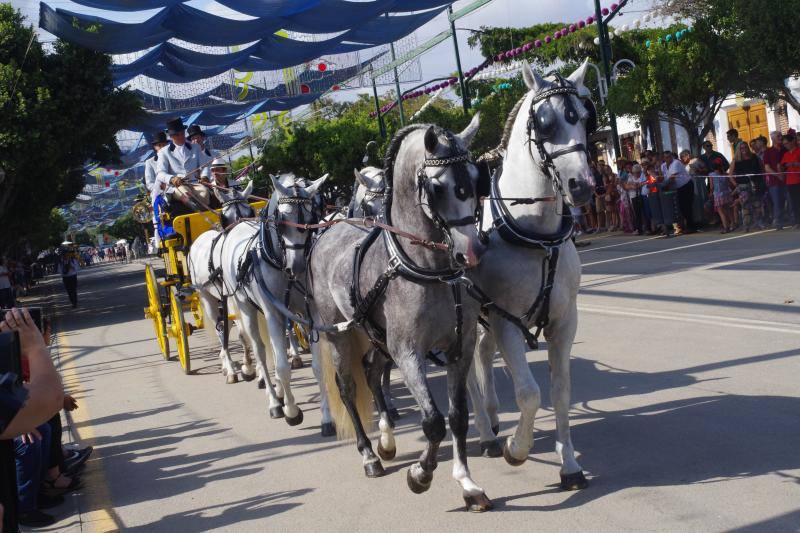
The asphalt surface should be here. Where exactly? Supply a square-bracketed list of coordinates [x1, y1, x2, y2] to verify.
[37, 228, 800, 532]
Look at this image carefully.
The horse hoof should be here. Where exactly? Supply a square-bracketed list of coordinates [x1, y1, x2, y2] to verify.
[560, 470, 589, 491]
[320, 422, 336, 437]
[503, 439, 527, 467]
[463, 492, 494, 513]
[406, 468, 432, 494]
[364, 461, 385, 478]
[491, 424, 500, 436]
[257, 378, 265, 389]
[290, 357, 304, 369]
[285, 409, 304, 427]
[226, 373, 238, 385]
[377, 441, 396, 461]
[269, 406, 285, 419]
[480, 439, 503, 458]
[241, 371, 256, 382]
[388, 408, 401, 421]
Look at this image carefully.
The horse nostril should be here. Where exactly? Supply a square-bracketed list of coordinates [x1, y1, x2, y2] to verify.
[455, 252, 467, 266]
[568, 178, 578, 190]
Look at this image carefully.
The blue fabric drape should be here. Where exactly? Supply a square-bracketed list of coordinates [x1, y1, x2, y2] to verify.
[41, 1, 451, 52]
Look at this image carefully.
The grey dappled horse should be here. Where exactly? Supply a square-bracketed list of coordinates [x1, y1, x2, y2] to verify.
[309, 117, 498, 512]
[467, 60, 595, 490]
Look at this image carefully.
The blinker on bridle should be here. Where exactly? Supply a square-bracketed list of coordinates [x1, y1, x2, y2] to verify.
[417, 142, 477, 229]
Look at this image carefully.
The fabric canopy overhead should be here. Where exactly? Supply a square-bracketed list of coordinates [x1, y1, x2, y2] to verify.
[129, 52, 384, 109]
[109, 22, 398, 84]
[40, 1, 452, 53]
[128, 92, 319, 131]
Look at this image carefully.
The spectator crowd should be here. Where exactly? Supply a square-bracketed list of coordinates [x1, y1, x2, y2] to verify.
[571, 127, 800, 237]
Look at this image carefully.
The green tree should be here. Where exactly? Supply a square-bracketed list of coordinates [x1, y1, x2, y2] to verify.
[108, 212, 144, 242]
[0, 5, 141, 255]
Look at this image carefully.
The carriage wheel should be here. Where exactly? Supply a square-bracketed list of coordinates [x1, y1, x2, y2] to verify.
[169, 286, 191, 374]
[144, 264, 170, 360]
[293, 322, 310, 352]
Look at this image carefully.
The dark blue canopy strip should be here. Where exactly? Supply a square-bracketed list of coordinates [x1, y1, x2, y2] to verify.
[41, 1, 451, 52]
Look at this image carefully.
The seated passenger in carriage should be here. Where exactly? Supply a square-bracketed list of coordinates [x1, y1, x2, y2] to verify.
[144, 131, 170, 243]
[155, 117, 211, 217]
[187, 124, 215, 171]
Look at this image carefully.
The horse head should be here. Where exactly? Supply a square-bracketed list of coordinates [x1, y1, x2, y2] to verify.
[269, 172, 329, 276]
[517, 59, 596, 207]
[352, 167, 386, 217]
[389, 114, 486, 269]
[215, 181, 254, 228]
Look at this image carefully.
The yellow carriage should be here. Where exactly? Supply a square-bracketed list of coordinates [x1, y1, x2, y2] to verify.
[143, 201, 265, 374]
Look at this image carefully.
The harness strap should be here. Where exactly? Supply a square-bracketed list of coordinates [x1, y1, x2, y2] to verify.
[464, 282, 539, 350]
[530, 247, 560, 340]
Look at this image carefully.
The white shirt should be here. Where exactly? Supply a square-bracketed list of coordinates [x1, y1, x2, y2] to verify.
[144, 156, 159, 199]
[197, 143, 215, 172]
[155, 141, 209, 189]
[665, 159, 691, 188]
[59, 258, 79, 277]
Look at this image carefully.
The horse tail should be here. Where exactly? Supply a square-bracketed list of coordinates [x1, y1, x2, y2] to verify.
[319, 333, 373, 440]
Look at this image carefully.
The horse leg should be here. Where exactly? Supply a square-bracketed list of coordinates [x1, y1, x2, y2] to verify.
[237, 303, 284, 418]
[467, 326, 502, 457]
[310, 340, 334, 437]
[265, 312, 303, 426]
[449, 353, 493, 512]
[200, 293, 236, 383]
[394, 352, 446, 494]
[547, 305, 588, 490]
[287, 321, 303, 369]
[491, 316, 541, 466]
[364, 348, 396, 461]
[328, 335, 384, 477]
[382, 361, 400, 421]
[236, 324, 256, 381]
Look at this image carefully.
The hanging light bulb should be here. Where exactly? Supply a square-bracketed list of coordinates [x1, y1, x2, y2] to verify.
[594, 36, 601, 45]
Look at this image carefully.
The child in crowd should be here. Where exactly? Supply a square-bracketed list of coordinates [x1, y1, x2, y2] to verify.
[710, 158, 734, 233]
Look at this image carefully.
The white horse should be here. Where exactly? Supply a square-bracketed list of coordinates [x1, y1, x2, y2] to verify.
[467, 61, 595, 489]
[219, 173, 329, 428]
[187, 182, 257, 384]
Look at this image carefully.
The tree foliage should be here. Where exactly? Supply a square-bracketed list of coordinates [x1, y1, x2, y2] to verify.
[0, 5, 141, 255]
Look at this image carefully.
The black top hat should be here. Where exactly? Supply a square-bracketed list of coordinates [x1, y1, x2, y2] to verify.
[186, 124, 205, 138]
[166, 117, 187, 135]
[150, 131, 168, 146]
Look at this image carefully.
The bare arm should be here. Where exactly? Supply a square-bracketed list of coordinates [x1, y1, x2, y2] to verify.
[0, 309, 63, 439]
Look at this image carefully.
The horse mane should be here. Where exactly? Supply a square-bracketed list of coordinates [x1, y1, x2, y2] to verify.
[383, 124, 438, 190]
[477, 95, 527, 164]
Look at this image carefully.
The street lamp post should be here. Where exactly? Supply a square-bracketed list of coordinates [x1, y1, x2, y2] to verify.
[594, 0, 628, 159]
[448, 6, 470, 114]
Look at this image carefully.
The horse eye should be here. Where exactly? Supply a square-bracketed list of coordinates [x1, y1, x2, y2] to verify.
[536, 102, 558, 138]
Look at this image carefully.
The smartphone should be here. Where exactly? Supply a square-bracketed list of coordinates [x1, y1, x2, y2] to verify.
[0, 307, 42, 332]
[0, 332, 23, 385]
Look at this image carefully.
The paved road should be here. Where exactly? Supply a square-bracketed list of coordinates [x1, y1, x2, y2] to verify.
[42, 229, 799, 532]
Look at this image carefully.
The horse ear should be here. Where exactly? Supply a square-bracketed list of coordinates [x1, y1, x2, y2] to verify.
[242, 180, 253, 198]
[458, 112, 481, 148]
[305, 173, 330, 196]
[424, 126, 439, 153]
[567, 58, 590, 89]
[354, 168, 369, 188]
[271, 175, 291, 197]
[522, 61, 546, 92]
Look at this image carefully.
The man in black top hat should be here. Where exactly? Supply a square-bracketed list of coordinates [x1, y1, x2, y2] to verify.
[144, 131, 169, 203]
[187, 124, 215, 178]
[155, 118, 208, 190]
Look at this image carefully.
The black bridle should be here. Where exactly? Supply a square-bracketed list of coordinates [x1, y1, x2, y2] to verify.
[259, 183, 320, 271]
[219, 198, 254, 229]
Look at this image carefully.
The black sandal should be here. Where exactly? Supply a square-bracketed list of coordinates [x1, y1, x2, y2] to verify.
[42, 473, 82, 496]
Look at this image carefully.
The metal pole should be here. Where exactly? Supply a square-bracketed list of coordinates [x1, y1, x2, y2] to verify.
[387, 14, 405, 126]
[448, 6, 470, 114]
[594, 0, 621, 160]
[371, 74, 386, 138]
